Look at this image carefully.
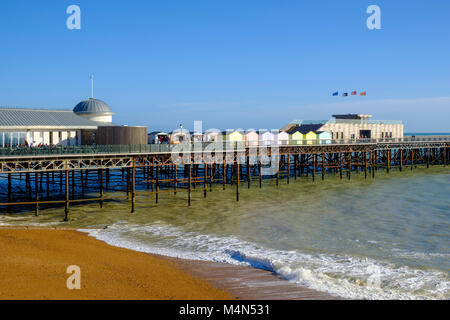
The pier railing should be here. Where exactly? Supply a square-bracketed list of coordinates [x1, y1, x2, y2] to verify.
[0, 136, 448, 157]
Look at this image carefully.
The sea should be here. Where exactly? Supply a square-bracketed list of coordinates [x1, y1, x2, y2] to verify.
[0, 133, 449, 300]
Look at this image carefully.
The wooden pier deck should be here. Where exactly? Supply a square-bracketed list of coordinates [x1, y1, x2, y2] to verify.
[0, 137, 448, 219]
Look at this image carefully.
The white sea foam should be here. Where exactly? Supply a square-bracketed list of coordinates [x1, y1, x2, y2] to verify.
[81, 222, 450, 300]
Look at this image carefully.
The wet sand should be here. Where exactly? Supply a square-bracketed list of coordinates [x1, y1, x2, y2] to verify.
[0, 228, 338, 300]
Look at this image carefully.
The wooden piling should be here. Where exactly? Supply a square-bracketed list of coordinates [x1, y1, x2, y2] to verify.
[236, 161, 240, 202]
[203, 164, 207, 198]
[188, 163, 192, 206]
[99, 168, 104, 208]
[312, 154, 316, 182]
[64, 169, 69, 221]
[35, 172, 39, 216]
[156, 165, 159, 204]
[287, 154, 290, 184]
[321, 153, 325, 181]
[131, 162, 136, 213]
[174, 165, 178, 195]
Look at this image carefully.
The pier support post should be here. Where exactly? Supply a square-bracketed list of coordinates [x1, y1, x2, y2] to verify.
[131, 162, 136, 213]
[444, 147, 447, 167]
[106, 168, 110, 189]
[347, 152, 351, 180]
[236, 161, 240, 202]
[387, 150, 391, 173]
[400, 149, 403, 172]
[209, 164, 213, 192]
[222, 162, 226, 190]
[312, 154, 316, 182]
[156, 165, 159, 204]
[247, 156, 251, 189]
[188, 163, 192, 206]
[81, 170, 85, 195]
[204, 164, 207, 198]
[126, 167, 130, 199]
[372, 151, 375, 178]
[64, 169, 69, 221]
[46, 172, 50, 200]
[294, 155, 297, 180]
[259, 158, 262, 188]
[59, 171, 63, 194]
[71, 170, 75, 198]
[287, 154, 290, 184]
[276, 156, 279, 186]
[7, 173, 12, 213]
[99, 168, 104, 208]
[321, 153, 325, 181]
[174, 165, 178, 195]
[364, 152, 368, 179]
[35, 173, 39, 216]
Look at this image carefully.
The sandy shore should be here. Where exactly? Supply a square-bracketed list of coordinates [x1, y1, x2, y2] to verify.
[0, 228, 338, 300]
[0, 228, 231, 300]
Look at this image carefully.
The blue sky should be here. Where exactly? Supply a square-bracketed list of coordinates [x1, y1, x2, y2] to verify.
[0, 0, 449, 132]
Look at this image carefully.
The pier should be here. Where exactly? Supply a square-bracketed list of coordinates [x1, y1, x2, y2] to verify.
[0, 136, 448, 220]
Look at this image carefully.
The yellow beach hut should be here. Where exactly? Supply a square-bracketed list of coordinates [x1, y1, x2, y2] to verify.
[304, 131, 318, 145]
[287, 127, 304, 145]
[295, 124, 325, 145]
[223, 129, 244, 146]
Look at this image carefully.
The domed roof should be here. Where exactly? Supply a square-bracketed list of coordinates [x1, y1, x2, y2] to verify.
[73, 98, 114, 115]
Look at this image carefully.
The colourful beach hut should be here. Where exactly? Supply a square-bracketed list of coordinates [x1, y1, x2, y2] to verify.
[278, 131, 289, 145]
[304, 131, 318, 145]
[148, 131, 169, 144]
[289, 124, 324, 145]
[203, 128, 222, 142]
[260, 131, 274, 145]
[288, 127, 304, 145]
[223, 129, 244, 143]
[190, 131, 203, 142]
[318, 131, 332, 144]
[170, 127, 191, 144]
[244, 129, 259, 147]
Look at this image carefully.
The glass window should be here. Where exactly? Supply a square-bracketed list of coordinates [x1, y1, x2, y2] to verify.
[12, 133, 19, 146]
[18, 132, 26, 145]
[4, 132, 12, 146]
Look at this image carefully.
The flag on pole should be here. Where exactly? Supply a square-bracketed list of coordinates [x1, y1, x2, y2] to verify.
[351, 91, 357, 95]
[342, 92, 348, 96]
[360, 91, 366, 96]
[332, 91, 339, 96]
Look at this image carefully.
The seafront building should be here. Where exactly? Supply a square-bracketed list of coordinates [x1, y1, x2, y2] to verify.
[283, 114, 404, 141]
[0, 98, 147, 147]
